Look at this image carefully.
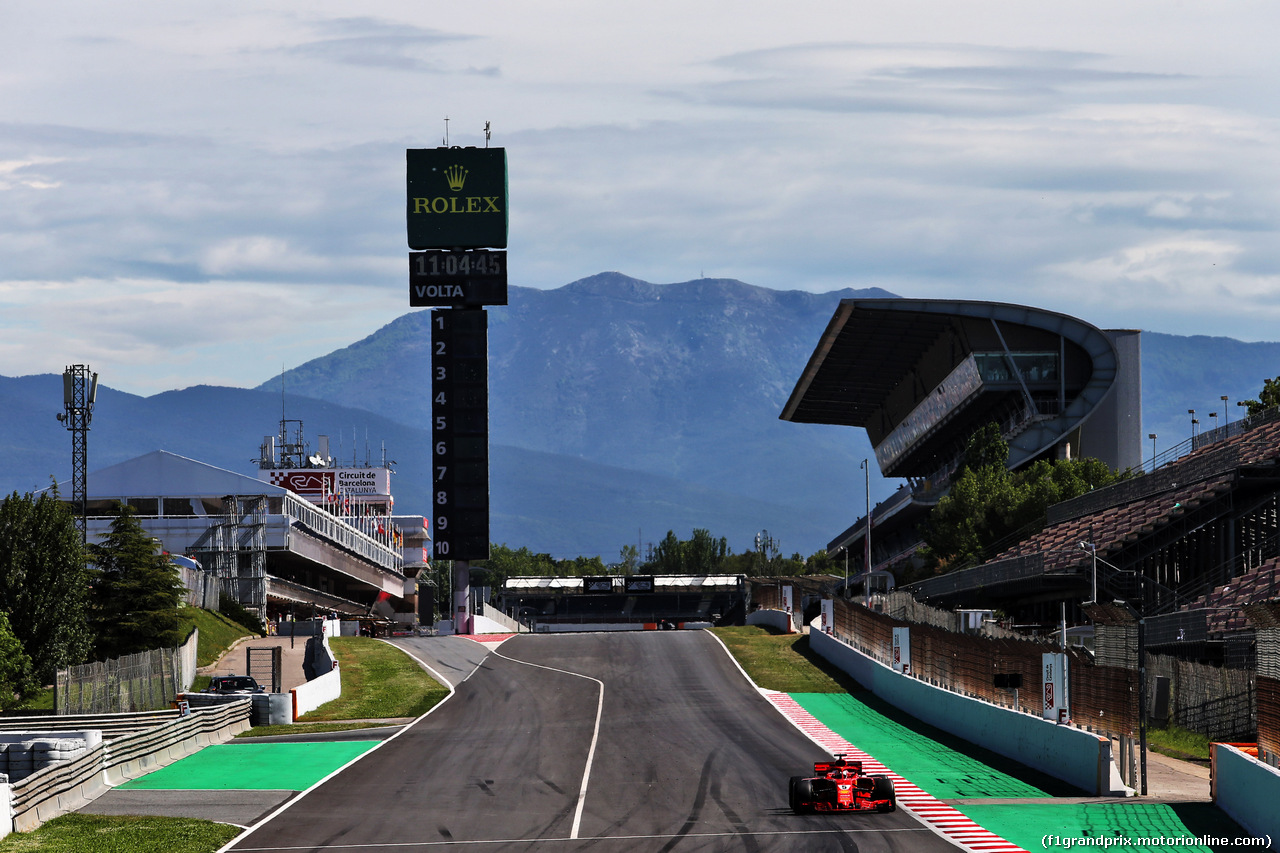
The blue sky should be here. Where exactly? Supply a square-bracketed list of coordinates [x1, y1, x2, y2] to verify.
[3, 1, 1280, 395]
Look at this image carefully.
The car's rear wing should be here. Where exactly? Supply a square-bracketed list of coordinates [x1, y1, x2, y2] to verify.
[813, 759, 863, 775]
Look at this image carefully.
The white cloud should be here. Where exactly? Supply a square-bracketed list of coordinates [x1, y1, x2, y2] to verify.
[0, 277, 406, 395]
[5, 1, 1280, 391]
[0, 156, 64, 190]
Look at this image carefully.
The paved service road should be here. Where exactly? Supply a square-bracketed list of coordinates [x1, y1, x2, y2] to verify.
[225, 632, 956, 852]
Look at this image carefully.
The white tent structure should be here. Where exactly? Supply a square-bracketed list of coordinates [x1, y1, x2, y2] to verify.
[60, 450, 416, 619]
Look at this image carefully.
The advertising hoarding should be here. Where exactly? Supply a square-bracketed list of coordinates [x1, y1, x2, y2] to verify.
[892, 627, 911, 673]
[1042, 653, 1070, 722]
[407, 148, 508, 250]
[261, 468, 391, 497]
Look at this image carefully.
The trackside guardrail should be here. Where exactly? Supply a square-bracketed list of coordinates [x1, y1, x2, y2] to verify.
[0, 709, 180, 739]
[1, 699, 251, 836]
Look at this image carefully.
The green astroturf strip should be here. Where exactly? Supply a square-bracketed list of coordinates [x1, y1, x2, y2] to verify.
[792, 692, 1252, 851]
[959, 802, 1245, 853]
[792, 692, 1052, 799]
[117, 741, 380, 790]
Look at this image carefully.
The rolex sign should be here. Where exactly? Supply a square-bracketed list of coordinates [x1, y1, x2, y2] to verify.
[407, 148, 508, 250]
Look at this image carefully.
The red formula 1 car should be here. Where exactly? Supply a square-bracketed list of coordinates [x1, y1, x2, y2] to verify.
[788, 754, 896, 814]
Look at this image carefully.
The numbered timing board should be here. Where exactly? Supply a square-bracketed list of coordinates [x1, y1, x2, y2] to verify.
[431, 308, 490, 561]
[409, 250, 508, 307]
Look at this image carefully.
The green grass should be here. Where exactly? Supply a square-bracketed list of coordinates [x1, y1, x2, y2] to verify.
[711, 626, 863, 693]
[295, 637, 448, 722]
[179, 607, 259, 668]
[1146, 723, 1213, 762]
[12, 686, 54, 712]
[0, 813, 240, 853]
[237, 721, 398, 738]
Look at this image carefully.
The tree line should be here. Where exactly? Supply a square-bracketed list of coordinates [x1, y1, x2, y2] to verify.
[914, 422, 1128, 581]
[460, 529, 835, 593]
[0, 491, 189, 709]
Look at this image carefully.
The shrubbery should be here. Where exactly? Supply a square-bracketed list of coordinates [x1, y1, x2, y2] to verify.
[218, 592, 265, 636]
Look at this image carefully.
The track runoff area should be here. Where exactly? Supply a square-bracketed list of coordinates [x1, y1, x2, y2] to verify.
[205, 631, 1254, 853]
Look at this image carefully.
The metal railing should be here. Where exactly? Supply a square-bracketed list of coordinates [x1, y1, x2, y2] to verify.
[283, 492, 403, 573]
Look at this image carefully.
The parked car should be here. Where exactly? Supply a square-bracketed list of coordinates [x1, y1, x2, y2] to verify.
[204, 675, 265, 695]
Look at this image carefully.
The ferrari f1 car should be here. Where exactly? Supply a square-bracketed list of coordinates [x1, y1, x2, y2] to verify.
[788, 754, 896, 814]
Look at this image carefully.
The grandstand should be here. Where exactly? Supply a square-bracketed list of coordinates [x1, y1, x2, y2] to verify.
[781, 298, 1141, 584]
[780, 296, 1280, 756]
[495, 575, 746, 630]
[911, 408, 1280, 656]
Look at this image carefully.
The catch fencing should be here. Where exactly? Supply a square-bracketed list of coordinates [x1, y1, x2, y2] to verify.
[827, 594, 1268, 743]
[176, 563, 220, 610]
[1256, 618, 1280, 764]
[753, 579, 1269, 750]
[829, 595, 1140, 733]
[55, 629, 199, 715]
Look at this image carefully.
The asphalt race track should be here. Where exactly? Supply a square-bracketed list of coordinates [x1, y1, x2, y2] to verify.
[222, 631, 958, 853]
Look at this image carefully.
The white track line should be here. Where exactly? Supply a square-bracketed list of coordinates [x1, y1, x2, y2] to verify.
[490, 647, 604, 840]
[216, 638, 482, 853]
[229, 825, 930, 851]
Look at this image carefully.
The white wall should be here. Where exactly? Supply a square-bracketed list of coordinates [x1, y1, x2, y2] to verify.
[746, 608, 795, 633]
[1212, 744, 1280, 839]
[291, 667, 342, 719]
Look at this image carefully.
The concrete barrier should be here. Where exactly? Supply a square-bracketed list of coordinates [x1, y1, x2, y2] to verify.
[475, 610, 521, 633]
[746, 607, 796, 634]
[0, 775, 10, 838]
[308, 630, 339, 675]
[534, 623, 646, 633]
[293, 667, 342, 720]
[1212, 744, 1280, 839]
[0, 710, 179, 740]
[809, 626, 1122, 796]
[180, 691, 283, 726]
[3, 700, 250, 837]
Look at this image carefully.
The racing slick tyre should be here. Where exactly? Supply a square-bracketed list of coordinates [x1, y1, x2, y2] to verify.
[871, 776, 896, 812]
[791, 778, 815, 814]
[788, 776, 803, 813]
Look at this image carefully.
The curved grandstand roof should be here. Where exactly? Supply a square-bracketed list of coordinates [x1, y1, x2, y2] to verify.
[780, 298, 1140, 479]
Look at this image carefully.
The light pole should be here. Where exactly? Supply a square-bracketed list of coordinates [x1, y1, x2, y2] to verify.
[56, 365, 98, 544]
[1221, 395, 1229, 425]
[1208, 411, 1217, 437]
[1187, 409, 1196, 441]
[1079, 540, 1097, 603]
[860, 458, 871, 608]
[1147, 433, 1157, 467]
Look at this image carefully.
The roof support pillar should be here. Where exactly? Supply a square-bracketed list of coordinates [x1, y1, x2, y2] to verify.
[990, 318, 1037, 415]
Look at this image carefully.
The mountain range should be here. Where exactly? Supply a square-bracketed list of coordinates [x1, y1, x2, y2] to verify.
[2, 273, 1278, 560]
